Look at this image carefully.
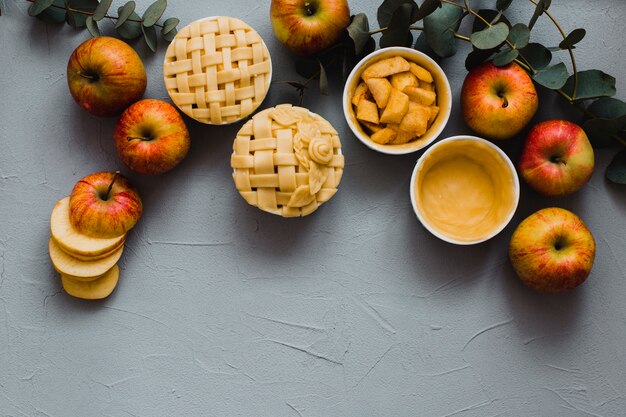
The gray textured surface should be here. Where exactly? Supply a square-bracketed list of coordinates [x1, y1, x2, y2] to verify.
[1, 1, 625, 416]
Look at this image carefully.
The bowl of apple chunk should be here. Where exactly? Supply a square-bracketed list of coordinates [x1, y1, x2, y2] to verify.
[343, 47, 452, 155]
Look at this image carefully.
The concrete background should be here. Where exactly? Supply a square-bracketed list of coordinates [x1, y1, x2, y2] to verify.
[1, 1, 625, 416]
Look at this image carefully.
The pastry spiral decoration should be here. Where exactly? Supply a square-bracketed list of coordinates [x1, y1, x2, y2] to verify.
[308, 136, 333, 165]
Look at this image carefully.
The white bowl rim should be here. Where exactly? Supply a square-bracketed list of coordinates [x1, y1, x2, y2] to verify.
[163, 16, 273, 126]
[409, 135, 521, 245]
[342, 46, 452, 155]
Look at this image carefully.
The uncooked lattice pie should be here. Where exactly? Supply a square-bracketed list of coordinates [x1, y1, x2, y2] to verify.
[231, 105, 345, 217]
[163, 16, 272, 124]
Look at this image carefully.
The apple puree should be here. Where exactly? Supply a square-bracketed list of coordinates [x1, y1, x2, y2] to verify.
[415, 140, 516, 242]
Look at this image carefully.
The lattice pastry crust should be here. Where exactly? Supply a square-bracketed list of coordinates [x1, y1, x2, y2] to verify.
[164, 16, 272, 124]
[231, 105, 345, 217]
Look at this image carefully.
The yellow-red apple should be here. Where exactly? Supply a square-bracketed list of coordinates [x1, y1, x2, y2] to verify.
[509, 207, 595, 293]
[67, 36, 147, 117]
[114, 99, 190, 175]
[519, 120, 594, 196]
[461, 61, 538, 140]
[270, 0, 350, 56]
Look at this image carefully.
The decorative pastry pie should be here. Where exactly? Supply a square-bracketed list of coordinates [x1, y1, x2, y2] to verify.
[231, 104, 345, 217]
[163, 16, 272, 124]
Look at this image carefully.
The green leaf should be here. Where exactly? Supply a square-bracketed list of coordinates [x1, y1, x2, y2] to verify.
[161, 17, 179, 35]
[380, 3, 413, 48]
[414, 31, 441, 62]
[532, 62, 568, 89]
[116, 1, 135, 28]
[496, 0, 512, 11]
[473, 9, 511, 32]
[142, 0, 166, 27]
[563, 70, 616, 100]
[142, 24, 157, 51]
[470, 22, 509, 50]
[424, 3, 463, 58]
[583, 115, 626, 148]
[519, 43, 552, 70]
[319, 61, 329, 95]
[465, 48, 493, 71]
[559, 28, 586, 49]
[28, 0, 55, 16]
[507, 23, 530, 49]
[85, 15, 100, 36]
[589, 97, 626, 120]
[92, 0, 112, 21]
[35, 0, 66, 23]
[162, 27, 177, 42]
[606, 150, 626, 185]
[414, 0, 441, 21]
[116, 7, 142, 39]
[377, 0, 417, 27]
[493, 48, 518, 66]
[529, 0, 551, 30]
[347, 13, 370, 55]
[65, 0, 98, 29]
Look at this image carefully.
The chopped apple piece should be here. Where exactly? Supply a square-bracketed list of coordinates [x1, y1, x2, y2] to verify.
[419, 80, 435, 91]
[403, 86, 437, 106]
[56, 237, 125, 263]
[49, 238, 123, 278]
[362, 56, 411, 80]
[390, 72, 418, 92]
[356, 98, 380, 124]
[399, 104, 430, 136]
[391, 128, 416, 145]
[365, 77, 392, 109]
[380, 88, 409, 124]
[360, 121, 384, 134]
[428, 106, 440, 125]
[351, 82, 370, 106]
[409, 62, 434, 83]
[370, 128, 397, 145]
[61, 265, 119, 300]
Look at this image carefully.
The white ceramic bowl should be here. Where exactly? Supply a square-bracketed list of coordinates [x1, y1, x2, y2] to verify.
[343, 47, 452, 155]
[410, 136, 520, 245]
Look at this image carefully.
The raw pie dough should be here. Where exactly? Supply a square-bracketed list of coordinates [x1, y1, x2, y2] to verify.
[164, 16, 272, 124]
[231, 104, 345, 217]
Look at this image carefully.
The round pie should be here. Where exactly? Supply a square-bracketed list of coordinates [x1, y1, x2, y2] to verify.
[163, 16, 272, 125]
[231, 105, 345, 217]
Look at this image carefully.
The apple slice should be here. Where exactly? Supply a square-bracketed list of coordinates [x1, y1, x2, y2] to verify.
[51, 197, 126, 257]
[54, 236, 125, 263]
[49, 238, 123, 278]
[61, 265, 120, 300]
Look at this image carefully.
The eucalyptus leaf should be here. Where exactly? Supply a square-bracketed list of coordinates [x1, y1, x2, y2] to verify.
[529, 0, 551, 30]
[414, 0, 441, 21]
[414, 31, 441, 62]
[85, 15, 100, 36]
[465, 48, 493, 71]
[606, 150, 626, 185]
[116, 7, 142, 39]
[142, 24, 157, 52]
[563, 69, 616, 100]
[162, 17, 179, 35]
[65, 0, 99, 29]
[470, 22, 509, 50]
[28, 0, 55, 16]
[347, 13, 370, 55]
[519, 43, 552, 70]
[496, 0, 512, 11]
[493, 48, 518, 66]
[115, 1, 135, 28]
[377, 0, 417, 27]
[162, 27, 177, 42]
[532, 62, 568, 89]
[380, 3, 413, 48]
[588, 97, 626, 120]
[142, 0, 167, 28]
[92, 0, 112, 21]
[319, 61, 329, 95]
[559, 28, 585, 49]
[473, 9, 510, 32]
[583, 115, 626, 148]
[423, 3, 463, 58]
[507, 23, 530, 49]
[35, 0, 66, 23]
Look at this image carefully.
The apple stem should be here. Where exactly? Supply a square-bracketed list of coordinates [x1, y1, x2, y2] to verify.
[499, 94, 509, 108]
[104, 171, 119, 201]
[304, 1, 315, 16]
[78, 72, 96, 81]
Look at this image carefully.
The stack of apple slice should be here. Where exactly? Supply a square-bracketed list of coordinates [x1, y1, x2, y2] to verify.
[48, 172, 142, 300]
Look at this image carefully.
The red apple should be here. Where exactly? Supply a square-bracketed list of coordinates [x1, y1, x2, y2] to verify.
[519, 120, 594, 196]
[509, 207, 595, 293]
[114, 99, 190, 175]
[270, 0, 350, 56]
[69, 172, 143, 238]
[67, 36, 147, 117]
[461, 61, 538, 140]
